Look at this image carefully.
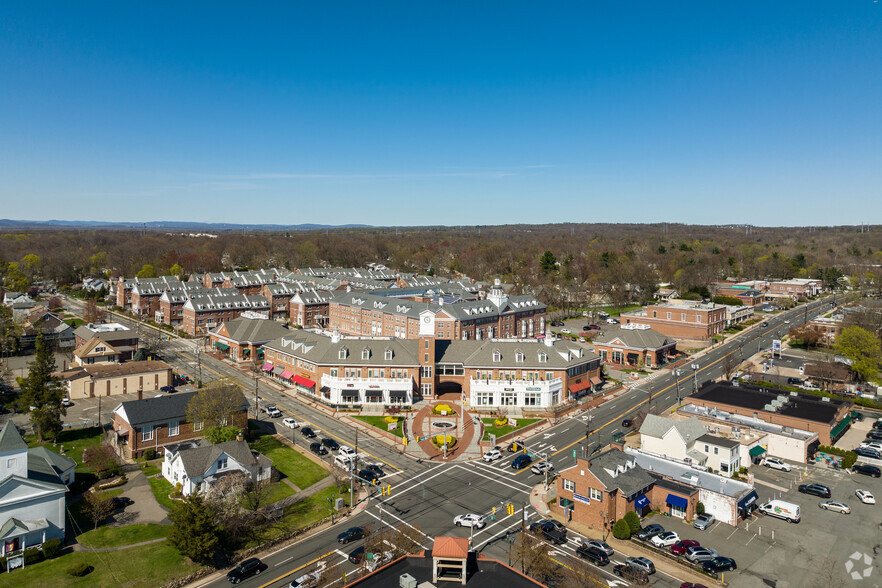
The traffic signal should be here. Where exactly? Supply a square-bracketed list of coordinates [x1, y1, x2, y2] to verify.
[506, 504, 515, 515]
[512, 443, 518, 451]
[382, 485, 391, 496]
[492, 507, 496, 515]
[403, 437, 408, 447]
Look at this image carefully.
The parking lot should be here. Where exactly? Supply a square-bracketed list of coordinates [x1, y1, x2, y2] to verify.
[640, 458, 882, 587]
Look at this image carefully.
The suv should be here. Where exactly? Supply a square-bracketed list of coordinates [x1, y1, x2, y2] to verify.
[529, 520, 567, 544]
[798, 483, 831, 498]
[226, 558, 268, 584]
[337, 527, 365, 544]
[762, 457, 792, 472]
[321, 438, 340, 451]
[635, 524, 664, 540]
[264, 404, 282, 418]
[625, 556, 655, 575]
[511, 454, 532, 470]
[703, 557, 737, 573]
[309, 442, 328, 456]
[787, 377, 803, 386]
[854, 447, 882, 459]
[576, 545, 609, 565]
[685, 546, 718, 563]
[853, 464, 882, 478]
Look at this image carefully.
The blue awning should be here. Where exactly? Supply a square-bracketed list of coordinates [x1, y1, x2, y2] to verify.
[666, 494, 688, 509]
[737, 490, 759, 510]
[635, 495, 650, 509]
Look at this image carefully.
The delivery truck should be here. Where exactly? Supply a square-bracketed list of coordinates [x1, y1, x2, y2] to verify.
[758, 500, 800, 523]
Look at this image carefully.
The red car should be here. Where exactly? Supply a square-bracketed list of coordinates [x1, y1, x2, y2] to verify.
[671, 539, 701, 556]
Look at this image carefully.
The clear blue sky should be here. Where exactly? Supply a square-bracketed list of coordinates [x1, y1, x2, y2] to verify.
[1, 2, 880, 226]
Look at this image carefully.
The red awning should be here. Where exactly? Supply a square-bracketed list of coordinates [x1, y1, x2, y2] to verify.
[292, 375, 316, 388]
[569, 380, 592, 394]
[261, 363, 274, 372]
[280, 370, 293, 380]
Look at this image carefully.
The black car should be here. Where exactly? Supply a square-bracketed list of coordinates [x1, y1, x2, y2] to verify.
[866, 430, 882, 441]
[365, 464, 385, 478]
[872, 420, 882, 430]
[111, 496, 133, 509]
[321, 438, 340, 451]
[635, 524, 665, 540]
[786, 377, 803, 385]
[300, 427, 317, 438]
[160, 385, 176, 393]
[798, 483, 831, 498]
[358, 469, 381, 484]
[852, 411, 865, 422]
[226, 558, 268, 584]
[506, 439, 527, 452]
[582, 325, 593, 331]
[854, 447, 881, 459]
[309, 442, 328, 456]
[702, 556, 737, 573]
[853, 464, 882, 478]
[511, 454, 533, 470]
[622, 418, 632, 428]
[529, 520, 567, 545]
[576, 545, 610, 565]
[761, 321, 769, 327]
[337, 527, 365, 544]
[348, 545, 365, 564]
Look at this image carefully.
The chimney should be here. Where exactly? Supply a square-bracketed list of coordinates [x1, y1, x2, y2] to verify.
[610, 440, 625, 452]
[331, 330, 341, 344]
[544, 329, 554, 347]
[236, 431, 244, 443]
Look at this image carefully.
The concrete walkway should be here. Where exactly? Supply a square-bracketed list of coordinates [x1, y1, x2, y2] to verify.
[109, 465, 171, 525]
[408, 400, 480, 462]
[73, 537, 167, 552]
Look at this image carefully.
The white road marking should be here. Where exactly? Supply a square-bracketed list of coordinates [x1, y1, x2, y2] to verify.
[363, 509, 431, 549]
[453, 464, 534, 491]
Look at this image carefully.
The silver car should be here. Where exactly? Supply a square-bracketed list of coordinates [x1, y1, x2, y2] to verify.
[583, 539, 614, 556]
[625, 556, 655, 574]
[693, 513, 715, 530]
[685, 546, 719, 563]
[819, 500, 851, 514]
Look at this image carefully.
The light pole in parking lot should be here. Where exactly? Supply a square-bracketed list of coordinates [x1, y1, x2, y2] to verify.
[691, 363, 699, 394]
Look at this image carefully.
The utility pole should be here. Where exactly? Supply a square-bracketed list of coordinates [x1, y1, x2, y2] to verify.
[691, 363, 700, 394]
[647, 380, 653, 414]
[674, 370, 681, 404]
[254, 375, 260, 421]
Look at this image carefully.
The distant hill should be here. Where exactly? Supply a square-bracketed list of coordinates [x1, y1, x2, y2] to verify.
[0, 219, 371, 231]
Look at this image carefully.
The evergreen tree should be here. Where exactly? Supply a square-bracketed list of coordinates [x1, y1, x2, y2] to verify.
[623, 510, 641, 535]
[168, 492, 220, 564]
[539, 250, 558, 274]
[19, 334, 65, 441]
[612, 518, 631, 540]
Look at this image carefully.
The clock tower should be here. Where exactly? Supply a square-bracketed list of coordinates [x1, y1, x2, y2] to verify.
[418, 310, 436, 398]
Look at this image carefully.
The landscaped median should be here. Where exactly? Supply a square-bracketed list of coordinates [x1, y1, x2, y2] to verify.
[352, 415, 405, 438]
[481, 417, 541, 442]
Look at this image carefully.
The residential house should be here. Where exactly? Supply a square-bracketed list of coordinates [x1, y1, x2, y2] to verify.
[208, 316, 290, 362]
[18, 311, 74, 351]
[82, 277, 108, 293]
[592, 325, 677, 369]
[161, 439, 272, 496]
[2, 292, 35, 307]
[72, 335, 127, 366]
[653, 288, 679, 301]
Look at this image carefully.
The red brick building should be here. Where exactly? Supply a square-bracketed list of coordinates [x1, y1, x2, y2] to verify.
[181, 293, 271, 336]
[620, 300, 726, 341]
[289, 289, 333, 328]
[591, 325, 677, 369]
[208, 316, 291, 362]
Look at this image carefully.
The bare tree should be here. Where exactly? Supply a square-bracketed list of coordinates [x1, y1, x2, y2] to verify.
[82, 491, 115, 529]
[186, 382, 246, 430]
[722, 352, 741, 380]
[558, 555, 603, 588]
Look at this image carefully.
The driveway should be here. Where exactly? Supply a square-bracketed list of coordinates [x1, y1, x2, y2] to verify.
[109, 465, 170, 526]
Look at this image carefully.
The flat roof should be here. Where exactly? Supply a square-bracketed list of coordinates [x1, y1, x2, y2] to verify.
[677, 404, 817, 441]
[344, 552, 544, 587]
[625, 448, 754, 498]
[691, 382, 848, 424]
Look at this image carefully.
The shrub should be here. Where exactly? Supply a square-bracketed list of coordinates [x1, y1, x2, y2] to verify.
[42, 537, 62, 558]
[143, 448, 156, 460]
[430, 435, 457, 449]
[695, 502, 705, 516]
[0, 556, 6, 570]
[383, 416, 401, 424]
[23, 547, 44, 565]
[494, 417, 509, 427]
[623, 511, 641, 534]
[67, 562, 92, 577]
[432, 404, 455, 415]
[817, 445, 858, 469]
[612, 519, 631, 540]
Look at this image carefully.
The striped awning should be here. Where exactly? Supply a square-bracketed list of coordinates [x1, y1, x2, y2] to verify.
[280, 370, 293, 380]
[261, 363, 274, 372]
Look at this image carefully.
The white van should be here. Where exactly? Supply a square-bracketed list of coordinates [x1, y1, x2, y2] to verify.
[758, 500, 800, 523]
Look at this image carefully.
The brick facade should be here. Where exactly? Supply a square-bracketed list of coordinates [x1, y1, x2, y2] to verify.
[621, 302, 726, 341]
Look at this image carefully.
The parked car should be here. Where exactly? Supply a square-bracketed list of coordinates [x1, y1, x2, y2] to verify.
[650, 531, 680, 547]
[685, 546, 719, 563]
[865, 430, 882, 441]
[61, 397, 73, 407]
[576, 545, 610, 565]
[786, 377, 803, 385]
[693, 513, 715, 530]
[855, 489, 876, 504]
[454, 514, 486, 529]
[852, 411, 865, 422]
[606, 318, 619, 324]
[819, 500, 851, 514]
[482, 449, 503, 462]
[321, 438, 340, 451]
[681, 584, 709, 588]
[282, 417, 298, 429]
[583, 539, 614, 556]
[762, 457, 792, 472]
[635, 524, 665, 540]
[160, 385, 176, 393]
[111, 496, 133, 509]
[337, 527, 365, 544]
[582, 325, 593, 331]
[309, 442, 328, 456]
[854, 447, 882, 459]
[621, 418, 632, 428]
[702, 557, 737, 573]
[339, 445, 355, 457]
[226, 558, 268, 584]
[511, 454, 533, 470]
[560, 328, 571, 334]
[872, 420, 882, 430]
[300, 427, 317, 438]
[671, 539, 701, 555]
[859, 441, 882, 452]
[798, 483, 831, 498]
[530, 462, 554, 475]
[625, 556, 655, 575]
[613, 563, 649, 585]
[853, 464, 882, 478]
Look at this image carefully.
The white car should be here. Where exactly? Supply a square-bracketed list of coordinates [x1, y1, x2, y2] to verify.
[339, 446, 356, 457]
[482, 450, 503, 462]
[606, 318, 619, 324]
[860, 442, 882, 452]
[61, 398, 73, 407]
[856, 489, 876, 504]
[560, 328, 571, 334]
[762, 457, 792, 472]
[454, 514, 486, 529]
[282, 418, 298, 429]
[819, 500, 851, 514]
[650, 531, 679, 547]
[530, 462, 554, 475]
[784, 319, 790, 324]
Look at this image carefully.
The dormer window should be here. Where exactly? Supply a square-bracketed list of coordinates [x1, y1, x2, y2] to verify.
[385, 349, 393, 361]
[492, 350, 501, 362]
[362, 348, 370, 360]
[515, 352, 524, 363]
[538, 352, 547, 363]
[339, 347, 348, 360]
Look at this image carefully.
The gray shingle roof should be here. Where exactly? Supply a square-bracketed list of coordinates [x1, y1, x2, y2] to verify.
[29, 446, 76, 478]
[587, 448, 656, 498]
[592, 326, 674, 349]
[117, 390, 247, 426]
[639, 414, 707, 444]
[212, 317, 290, 343]
[176, 440, 264, 478]
[265, 330, 419, 367]
[0, 421, 28, 454]
[696, 434, 740, 449]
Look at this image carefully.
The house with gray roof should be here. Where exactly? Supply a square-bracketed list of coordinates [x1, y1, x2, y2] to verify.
[592, 324, 677, 369]
[639, 414, 742, 476]
[208, 316, 291, 362]
[162, 439, 272, 496]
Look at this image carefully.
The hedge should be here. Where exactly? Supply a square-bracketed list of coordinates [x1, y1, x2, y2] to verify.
[623, 511, 641, 534]
[42, 538, 61, 558]
[67, 562, 92, 577]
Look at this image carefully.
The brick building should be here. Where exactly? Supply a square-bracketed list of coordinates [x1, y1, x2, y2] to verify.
[768, 279, 823, 298]
[181, 293, 271, 336]
[289, 289, 334, 328]
[806, 316, 844, 346]
[208, 316, 291, 362]
[73, 323, 138, 360]
[620, 300, 727, 341]
[591, 324, 676, 369]
[714, 285, 766, 307]
[260, 283, 300, 320]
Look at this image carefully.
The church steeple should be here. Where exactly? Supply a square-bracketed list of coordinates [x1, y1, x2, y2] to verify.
[0, 421, 29, 479]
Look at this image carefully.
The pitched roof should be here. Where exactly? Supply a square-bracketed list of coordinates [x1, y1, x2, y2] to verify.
[28, 446, 76, 478]
[211, 317, 290, 343]
[639, 414, 707, 444]
[79, 360, 172, 379]
[592, 326, 674, 349]
[432, 536, 470, 559]
[73, 335, 122, 358]
[586, 448, 655, 497]
[0, 421, 28, 454]
[175, 440, 264, 478]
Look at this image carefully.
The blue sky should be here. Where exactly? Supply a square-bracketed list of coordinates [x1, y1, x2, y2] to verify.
[1, 2, 880, 226]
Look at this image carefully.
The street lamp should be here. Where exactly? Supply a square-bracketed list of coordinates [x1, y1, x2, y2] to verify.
[674, 370, 682, 404]
[691, 363, 699, 394]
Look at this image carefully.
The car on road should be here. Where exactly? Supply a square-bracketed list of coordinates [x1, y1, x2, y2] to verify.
[784, 319, 791, 324]
[635, 524, 665, 540]
[339, 445, 355, 457]
[761, 321, 769, 327]
[111, 496, 133, 509]
[300, 427, 317, 438]
[798, 483, 831, 498]
[265, 406, 282, 418]
[528, 520, 567, 544]
[685, 546, 718, 563]
[358, 469, 381, 484]
[856, 489, 876, 504]
[482, 449, 503, 462]
[289, 572, 322, 587]
[454, 514, 486, 529]
[650, 531, 680, 547]
[853, 464, 882, 478]
[621, 418, 632, 428]
[681, 583, 709, 588]
[160, 386, 176, 393]
[365, 464, 385, 478]
[61, 398, 73, 407]
[625, 556, 655, 575]
[530, 462, 554, 475]
[612, 564, 649, 585]
[693, 513, 715, 530]
[786, 377, 803, 386]
[282, 417, 298, 429]
[321, 438, 340, 451]
[337, 527, 365, 544]
[506, 439, 527, 452]
[762, 457, 792, 472]
[853, 447, 882, 459]
[576, 545, 609, 565]
[309, 442, 328, 456]
[671, 539, 701, 555]
[819, 500, 851, 514]
[582, 539, 613, 556]
[702, 556, 737, 573]
[511, 454, 532, 470]
[348, 546, 365, 564]
[226, 557, 268, 584]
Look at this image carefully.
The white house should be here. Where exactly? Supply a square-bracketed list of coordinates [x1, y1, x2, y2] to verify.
[639, 414, 741, 475]
[162, 439, 272, 496]
[2, 292, 35, 307]
[0, 422, 75, 557]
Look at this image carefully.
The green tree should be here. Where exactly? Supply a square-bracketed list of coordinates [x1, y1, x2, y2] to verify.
[696, 502, 705, 516]
[19, 334, 66, 441]
[612, 518, 631, 540]
[204, 425, 240, 444]
[836, 325, 881, 381]
[136, 264, 157, 278]
[169, 263, 183, 277]
[539, 250, 557, 274]
[186, 382, 246, 430]
[623, 510, 641, 535]
[3, 262, 30, 292]
[20, 254, 41, 279]
[168, 492, 220, 564]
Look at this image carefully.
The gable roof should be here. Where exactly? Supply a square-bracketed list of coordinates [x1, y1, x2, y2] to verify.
[211, 317, 290, 343]
[593, 326, 674, 349]
[116, 389, 248, 426]
[639, 414, 707, 445]
[0, 421, 28, 454]
[432, 536, 469, 559]
[73, 335, 122, 358]
[586, 448, 655, 498]
[28, 446, 76, 478]
[175, 440, 264, 478]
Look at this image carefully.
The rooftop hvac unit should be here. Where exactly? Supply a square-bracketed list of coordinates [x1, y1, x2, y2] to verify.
[400, 573, 417, 588]
[764, 403, 776, 412]
[733, 426, 740, 433]
[777, 395, 788, 403]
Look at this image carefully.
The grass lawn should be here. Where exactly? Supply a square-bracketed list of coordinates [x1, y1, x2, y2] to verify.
[0, 536, 198, 588]
[246, 485, 349, 548]
[250, 435, 328, 490]
[482, 418, 542, 441]
[262, 480, 297, 504]
[147, 476, 178, 511]
[140, 460, 161, 478]
[25, 427, 104, 470]
[77, 523, 169, 549]
[352, 415, 405, 438]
